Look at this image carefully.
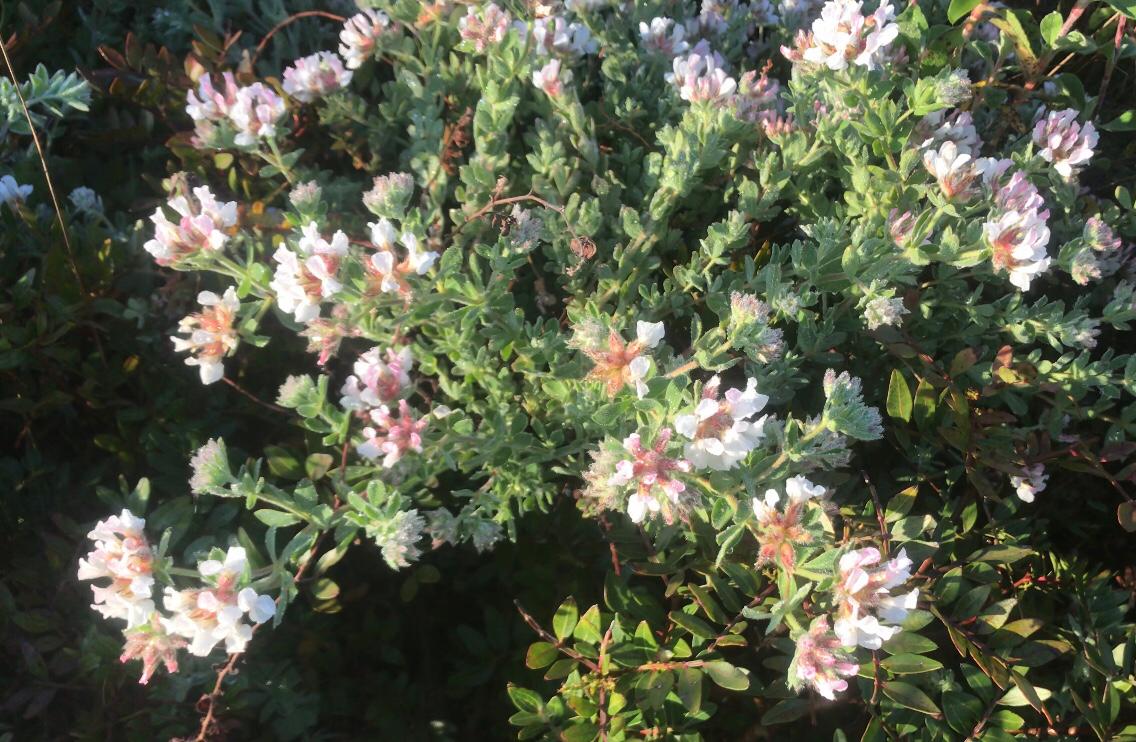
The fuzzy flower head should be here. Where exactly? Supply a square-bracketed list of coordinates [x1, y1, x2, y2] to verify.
[271, 222, 349, 323]
[282, 51, 353, 103]
[120, 615, 186, 685]
[340, 346, 414, 411]
[458, 3, 512, 52]
[144, 186, 238, 267]
[578, 320, 665, 399]
[751, 476, 828, 570]
[790, 617, 861, 700]
[339, 9, 393, 69]
[162, 546, 275, 657]
[1010, 463, 1047, 503]
[357, 399, 428, 468]
[667, 51, 737, 104]
[639, 17, 690, 56]
[923, 140, 980, 200]
[69, 186, 103, 215]
[189, 438, 234, 494]
[1069, 216, 1126, 285]
[369, 508, 428, 569]
[171, 287, 241, 385]
[363, 172, 415, 220]
[675, 376, 769, 471]
[228, 83, 286, 147]
[800, 0, 899, 71]
[862, 295, 908, 330]
[833, 547, 918, 649]
[365, 220, 439, 298]
[78, 509, 156, 628]
[608, 429, 693, 524]
[1033, 108, 1097, 179]
[727, 292, 784, 361]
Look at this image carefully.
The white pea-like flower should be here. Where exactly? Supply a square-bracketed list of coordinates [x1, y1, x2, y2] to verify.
[833, 547, 919, 649]
[675, 376, 769, 471]
[270, 222, 349, 323]
[1032, 108, 1097, 179]
[171, 287, 241, 385]
[282, 51, 353, 103]
[339, 9, 393, 70]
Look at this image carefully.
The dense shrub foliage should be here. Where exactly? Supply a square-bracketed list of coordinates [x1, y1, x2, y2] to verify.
[4, 0, 1136, 739]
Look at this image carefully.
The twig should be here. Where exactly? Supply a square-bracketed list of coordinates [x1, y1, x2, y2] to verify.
[514, 600, 602, 673]
[1090, 15, 1126, 118]
[222, 377, 289, 415]
[193, 529, 330, 740]
[862, 470, 890, 556]
[252, 11, 347, 65]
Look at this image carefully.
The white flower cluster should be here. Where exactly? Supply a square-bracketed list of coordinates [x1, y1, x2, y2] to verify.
[0, 174, 32, 210]
[282, 51, 353, 103]
[171, 287, 241, 384]
[675, 376, 769, 471]
[339, 9, 393, 70]
[792, 0, 900, 71]
[144, 186, 238, 267]
[79, 512, 275, 683]
[271, 221, 349, 323]
[1032, 108, 1097, 179]
[186, 72, 285, 147]
[982, 165, 1052, 291]
[367, 218, 440, 297]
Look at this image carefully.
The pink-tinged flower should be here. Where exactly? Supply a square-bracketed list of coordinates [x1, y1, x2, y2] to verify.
[271, 222, 348, 323]
[1071, 216, 1126, 285]
[357, 399, 428, 468]
[792, 617, 861, 700]
[579, 320, 665, 398]
[887, 208, 916, 247]
[608, 429, 692, 524]
[171, 287, 241, 385]
[1010, 463, 1047, 503]
[78, 509, 155, 628]
[228, 83, 286, 147]
[0, 174, 33, 209]
[282, 51, 353, 103]
[675, 376, 769, 471]
[639, 17, 690, 56]
[340, 346, 414, 411]
[365, 220, 439, 298]
[526, 15, 597, 58]
[735, 68, 782, 125]
[120, 615, 186, 684]
[186, 72, 240, 124]
[458, 3, 511, 52]
[984, 208, 1051, 291]
[833, 547, 918, 649]
[532, 59, 569, 97]
[1033, 108, 1097, 179]
[991, 170, 1045, 215]
[144, 186, 238, 266]
[800, 0, 899, 71]
[916, 110, 981, 155]
[339, 9, 393, 70]
[163, 547, 275, 657]
[667, 51, 737, 104]
[752, 476, 827, 570]
[923, 140, 979, 200]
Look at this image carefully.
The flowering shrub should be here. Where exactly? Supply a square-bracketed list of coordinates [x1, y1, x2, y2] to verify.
[7, 0, 1136, 737]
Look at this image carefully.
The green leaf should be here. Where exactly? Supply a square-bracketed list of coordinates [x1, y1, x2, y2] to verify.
[554, 597, 578, 640]
[761, 698, 810, 725]
[1039, 11, 1062, 46]
[1105, 0, 1135, 20]
[669, 610, 716, 640]
[507, 684, 543, 714]
[886, 369, 913, 422]
[573, 604, 602, 644]
[1102, 110, 1136, 132]
[942, 691, 984, 733]
[254, 509, 301, 527]
[526, 642, 558, 669]
[881, 653, 944, 674]
[947, 0, 982, 23]
[885, 485, 918, 522]
[675, 668, 703, 712]
[561, 722, 599, 742]
[883, 681, 941, 716]
[912, 378, 937, 430]
[264, 445, 304, 479]
[967, 545, 1033, 564]
[305, 453, 334, 480]
[703, 660, 749, 690]
[883, 631, 938, 655]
